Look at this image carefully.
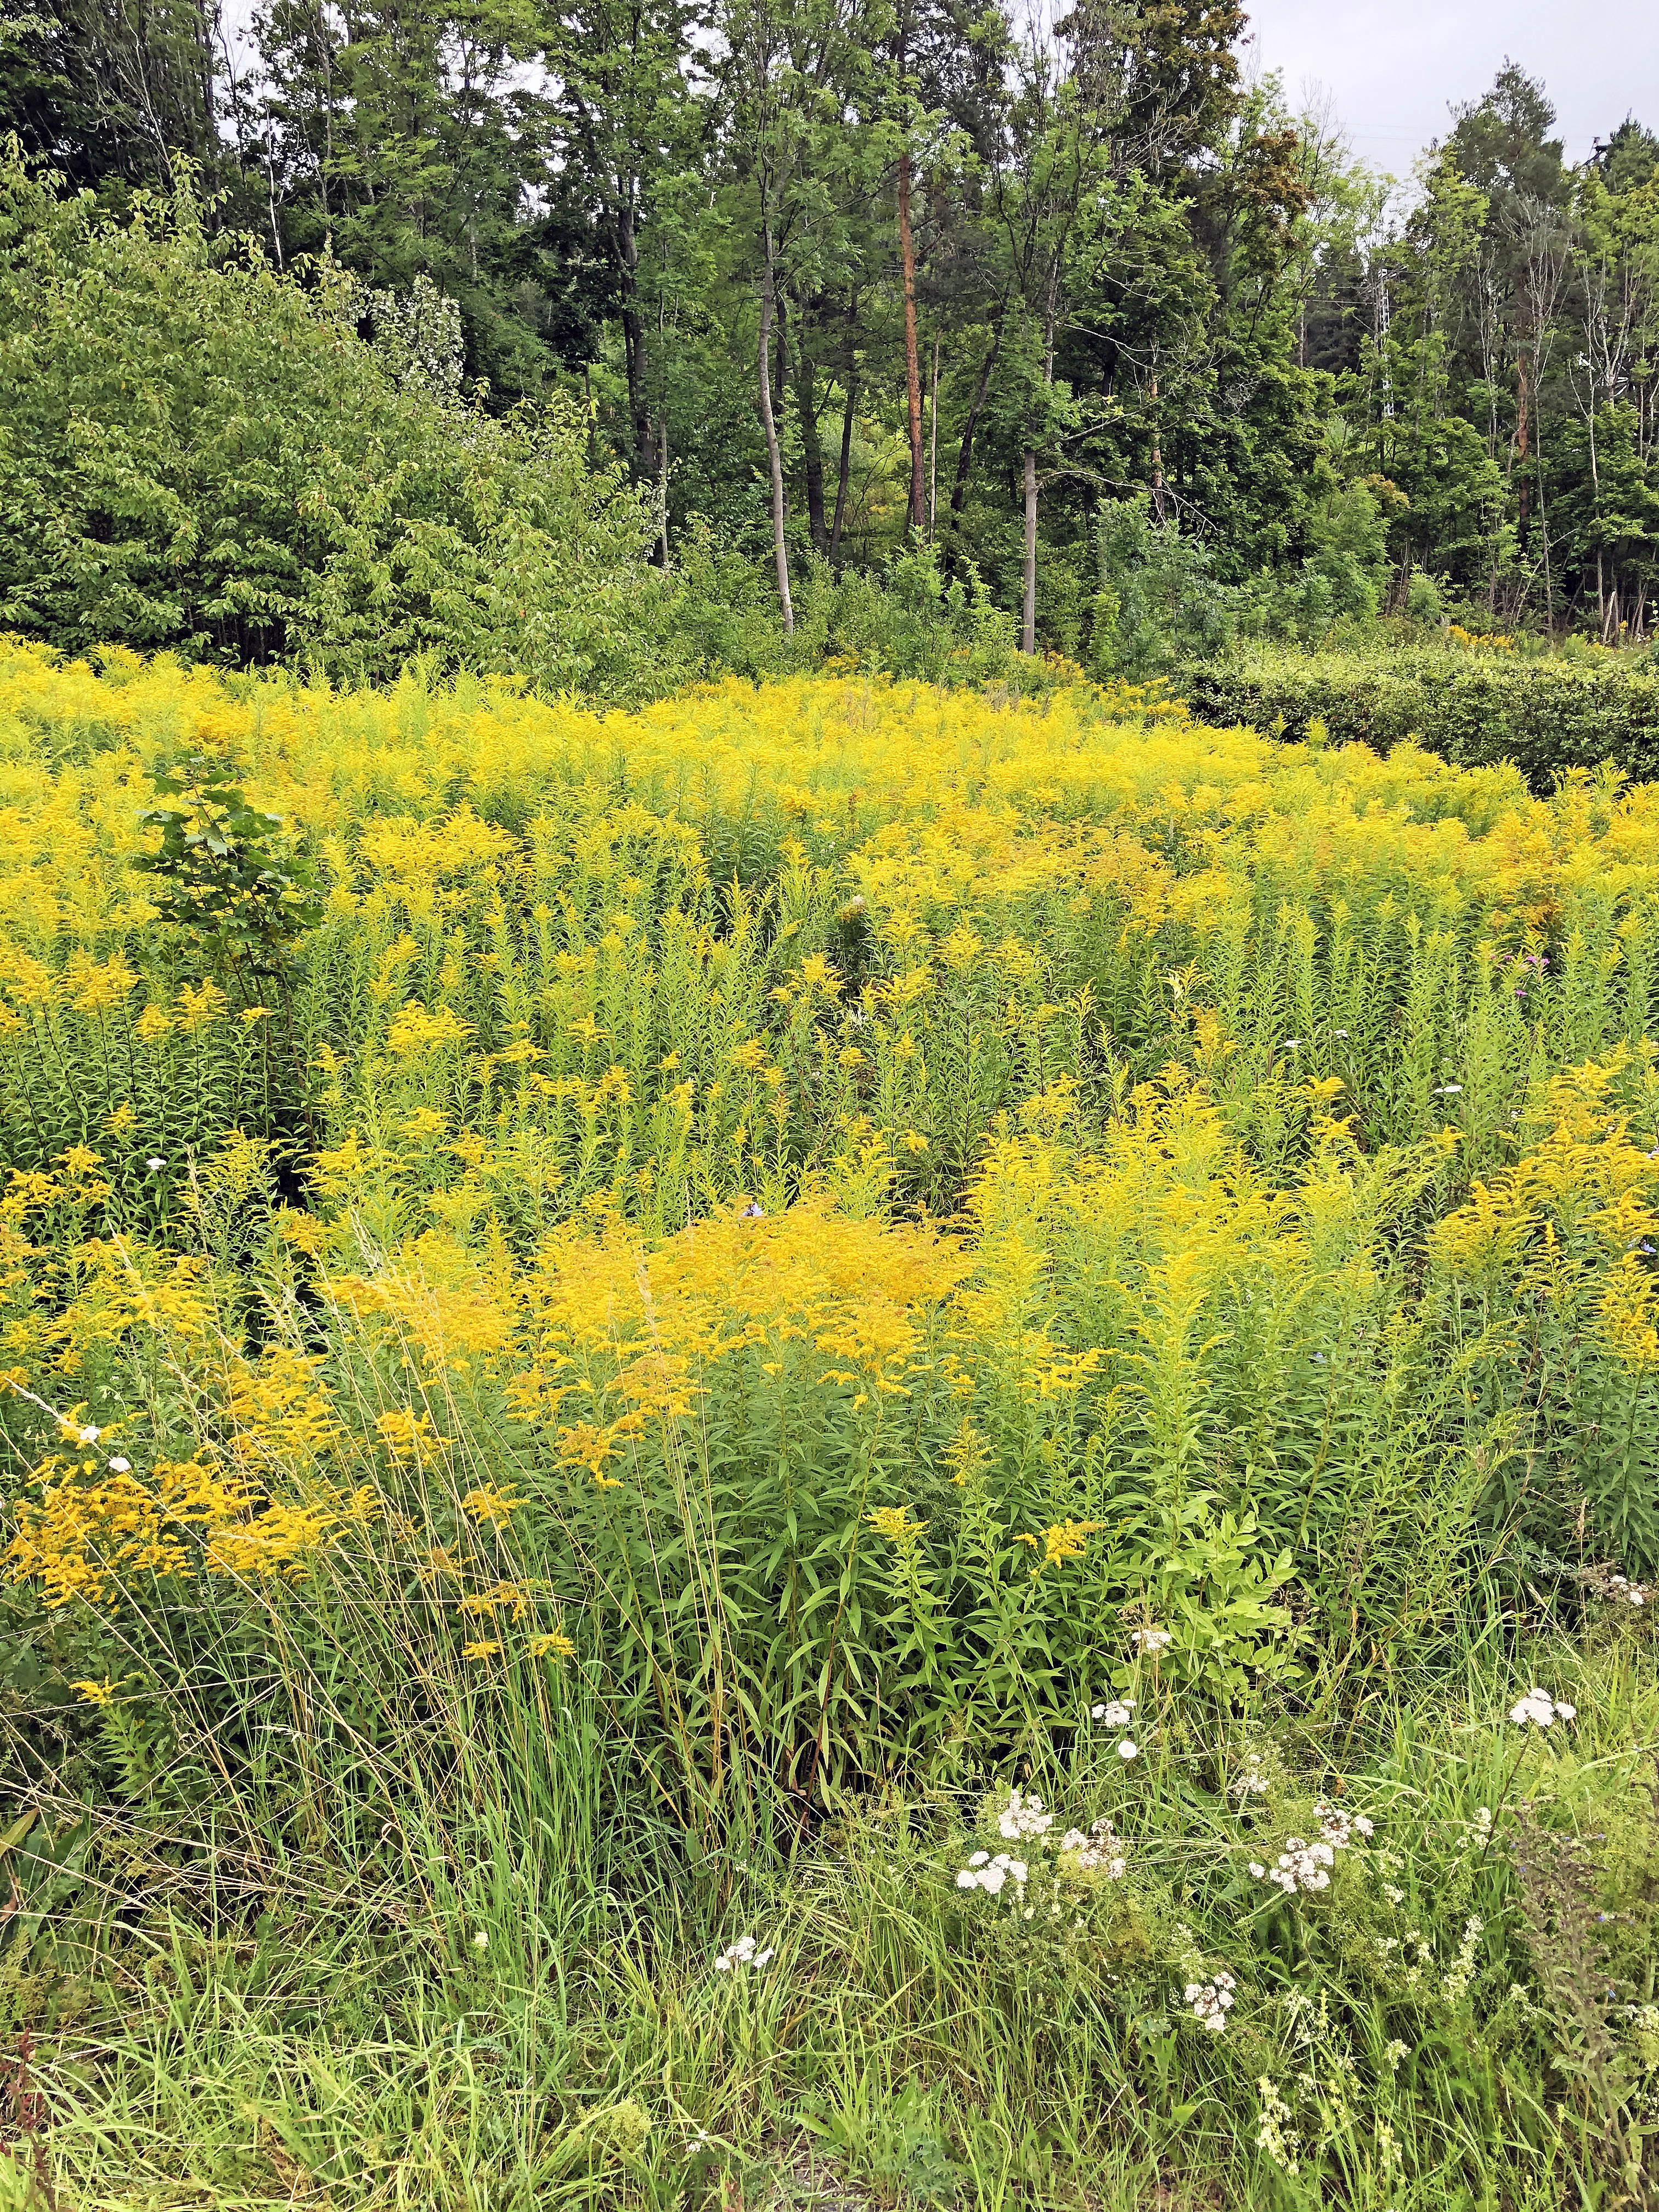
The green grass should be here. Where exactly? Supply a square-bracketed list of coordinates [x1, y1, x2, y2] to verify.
[6, 1627, 1657, 2211]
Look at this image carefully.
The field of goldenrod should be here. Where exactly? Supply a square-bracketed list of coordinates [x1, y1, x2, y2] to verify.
[3, 639, 1659, 2208]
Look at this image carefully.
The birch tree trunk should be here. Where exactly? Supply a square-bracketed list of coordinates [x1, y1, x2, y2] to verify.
[1022, 446, 1037, 654]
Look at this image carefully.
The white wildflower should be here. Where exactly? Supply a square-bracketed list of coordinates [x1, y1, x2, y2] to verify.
[472, 1930, 488, 1950]
[958, 1853, 1028, 1896]
[996, 1787, 1054, 1842]
[1255, 2076, 1299, 2174]
[1375, 2118, 1402, 2183]
[714, 1934, 774, 1973]
[1116, 1737, 1139, 1761]
[1231, 1754, 1271, 1798]
[145, 1156, 166, 1171]
[1090, 1697, 1135, 1726]
[1130, 1627, 1173, 1654]
[1509, 1686, 1576, 1728]
[106, 1455, 131, 1473]
[1440, 1915, 1483, 2005]
[1183, 1971, 1237, 2030]
[1257, 1837, 1335, 1894]
[1058, 1816, 1126, 1878]
[1313, 1799, 1373, 1850]
[77, 1425, 100, 1444]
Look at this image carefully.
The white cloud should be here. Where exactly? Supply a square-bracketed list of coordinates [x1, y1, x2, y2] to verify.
[1242, 0, 1658, 170]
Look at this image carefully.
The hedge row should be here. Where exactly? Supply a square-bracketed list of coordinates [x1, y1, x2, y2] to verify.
[1181, 645, 1659, 789]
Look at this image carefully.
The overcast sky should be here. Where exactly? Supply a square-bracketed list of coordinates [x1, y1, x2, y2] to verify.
[1240, 0, 1659, 173]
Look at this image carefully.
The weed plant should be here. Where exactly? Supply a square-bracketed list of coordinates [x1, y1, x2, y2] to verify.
[2, 640, 1658, 2208]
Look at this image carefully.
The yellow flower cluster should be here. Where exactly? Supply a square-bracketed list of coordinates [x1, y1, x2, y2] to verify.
[1, 638, 1657, 1708]
[4, 1451, 340, 1606]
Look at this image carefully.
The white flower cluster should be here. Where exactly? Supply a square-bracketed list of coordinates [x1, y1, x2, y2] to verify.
[1439, 1914, 1484, 2006]
[714, 1934, 775, 1972]
[1249, 1802, 1372, 1894]
[1183, 1971, 1236, 2030]
[1130, 1627, 1173, 1654]
[1058, 1816, 1127, 1880]
[1231, 1752, 1271, 1798]
[1250, 1837, 1334, 1893]
[1313, 1799, 1374, 1848]
[1090, 1697, 1135, 1727]
[958, 1790, 1131, 1898]
[1582, 1564, 1650, 1606]
[1509, 1686, 1576, 1728]
[1255, 2076, 1300, 2173]
[997, 1788, 1054, 1842]
[957, 1851, 1027, 1895]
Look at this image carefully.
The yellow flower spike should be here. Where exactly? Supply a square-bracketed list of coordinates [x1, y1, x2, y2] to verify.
[1038, 1519, 1104, 1572]
[529, 1630, 577, 1662]
[459, 1486, 521, 1524]
[461, 1640, 501, 1661]
[866, 1505, 927, 1559]
[70, 1678, 115, 1705]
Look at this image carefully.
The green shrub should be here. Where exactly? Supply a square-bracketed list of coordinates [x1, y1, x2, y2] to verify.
[0, 157, 687, 701]
[1184, 639, 1659, 788]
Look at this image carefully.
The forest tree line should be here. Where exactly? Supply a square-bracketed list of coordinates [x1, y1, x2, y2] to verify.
[3, 0, 1658, 661]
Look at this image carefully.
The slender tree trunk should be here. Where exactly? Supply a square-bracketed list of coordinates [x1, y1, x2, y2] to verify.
[315, 0, 334, 225]
[1515, 346, 1531, 545]
[950, 315, 1003, 517]
[657, 414, 670, 567]
[1022, 447, 1037, 654]
[654, 285, 670, 566]
[758, 232, 793, 633]
[618, 209, 653, 481]
[898, 146, 925, 534]
[1022, 292, 1058, 657]
[831, 298, 858, 565]
[794, 325, 827, 554]
[1149, 370, 1166, 524]
[928, 335, 939, 537]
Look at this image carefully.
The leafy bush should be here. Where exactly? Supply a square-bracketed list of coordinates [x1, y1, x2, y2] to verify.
[1185, 636, 1659, 787]
[0, 157, 687, 701]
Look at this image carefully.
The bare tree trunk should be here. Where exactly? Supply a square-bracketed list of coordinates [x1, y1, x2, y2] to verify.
[1022, 290, 1058, 656]
[950, 315, 1002, 517]
[1149, 370, 1166, 524]
[898, 146, 926, 534]
[618, 209, 654, 482]
[928, 335, 939, 537]
[831, 381, 856, 564]
[830, 295, 858, 564]
[654, 283, 670, 566]
[657, 414, 670, 567]
[793, 324, 827, 554]
[1022, 447, 1037, 654]
[758, 233, 793, 633]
